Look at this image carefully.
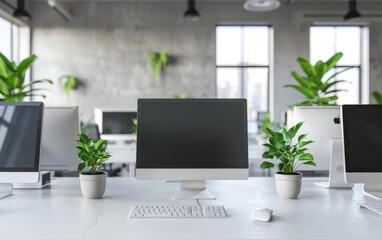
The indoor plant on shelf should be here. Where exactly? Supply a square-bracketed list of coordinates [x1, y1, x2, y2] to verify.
[260, 122, 315, 199]
[77, 134, 111, 199]
[0, 52, 52, 102]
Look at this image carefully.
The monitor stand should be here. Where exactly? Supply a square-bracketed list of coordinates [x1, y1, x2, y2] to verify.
[316, 138, 353, 189]
[0, 183, 13, 199]
[173, 180, 216, 200]
[363, 184, 382, 199]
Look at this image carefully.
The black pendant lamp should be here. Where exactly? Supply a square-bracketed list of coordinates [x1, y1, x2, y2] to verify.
[184, 0, 200, 21]
[13, 0, 31, 21]
[344, 0, 361, 20]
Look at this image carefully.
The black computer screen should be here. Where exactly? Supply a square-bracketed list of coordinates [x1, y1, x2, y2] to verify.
[342, 105, 382, 172]
[136, 99, 248, 169]
[102, 112, 137, 134]
[0, 103, 43, 172]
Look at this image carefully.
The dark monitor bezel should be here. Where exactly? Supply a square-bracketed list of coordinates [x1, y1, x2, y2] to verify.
[342, 104, 382, 173]
[136, 98, 248, 169]
[0, 102, 44, 172]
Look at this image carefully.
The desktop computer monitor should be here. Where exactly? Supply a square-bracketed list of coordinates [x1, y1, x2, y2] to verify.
[293, 106, 341, 172]
[342, 105, 382, 198]
[136, 99, 248, 199]
[40, 106, 80, 171]
[94, 108, 137, 135]
[0, 102, 44, 198]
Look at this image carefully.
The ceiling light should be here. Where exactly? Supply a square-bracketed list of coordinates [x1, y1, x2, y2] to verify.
[13, 0, 31, 21]
[344, 0, 361, 20]
[184, 0, 200, 21]
[244, 0, 281, 12]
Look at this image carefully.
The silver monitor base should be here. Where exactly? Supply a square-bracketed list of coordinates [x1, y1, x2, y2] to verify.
[363, 184, 382, 199]
[316, 139, 353, 189]
[0, 183, 13, 199]
[173, 180, 216, 200]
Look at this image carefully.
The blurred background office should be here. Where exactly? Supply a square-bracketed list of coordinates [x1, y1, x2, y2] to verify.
[0, 0, 381, 177]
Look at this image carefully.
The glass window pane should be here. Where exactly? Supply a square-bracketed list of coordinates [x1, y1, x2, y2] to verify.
[245, 68, 268, 120]
[0, 17, 12, 59]
[243, 26, 269, 65]
[216, 26, 242, 66]
[310, 26, 335, 63]
[335, 67, 360, 104]
[216, 68, 241, 98]
[336, 27, 360, 65]
[12, 24, 19, 62]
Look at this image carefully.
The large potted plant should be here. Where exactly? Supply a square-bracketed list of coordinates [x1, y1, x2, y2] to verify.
[285, 52, 351, 106]
[0, 52, 52, 102]
[260, 122, 315, 199]
[76, 134, 111, 199]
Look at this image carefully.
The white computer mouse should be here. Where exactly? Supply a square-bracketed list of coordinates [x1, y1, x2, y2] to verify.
[252, 208, 273, 222]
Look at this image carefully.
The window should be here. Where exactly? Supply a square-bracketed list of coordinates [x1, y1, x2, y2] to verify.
[0, 16, 12, 59]
[310, 25, 369, 104]
[216, 25, 271, 124]
[0, 16, 29, 63]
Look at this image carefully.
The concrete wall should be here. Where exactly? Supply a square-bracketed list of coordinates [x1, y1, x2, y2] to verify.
[29, 1, 382, 122]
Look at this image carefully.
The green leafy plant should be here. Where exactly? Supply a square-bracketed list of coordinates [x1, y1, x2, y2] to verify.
[372, 91, 382, 104]
[285, 52, 351, 106]
[76, 134, 111, 175]
[147, 51, 168, 82]
[0, 52, 52, 102]
[260, 122, 315, 173]
[59, 75, 81, 96]
[258, 112, 281, 138]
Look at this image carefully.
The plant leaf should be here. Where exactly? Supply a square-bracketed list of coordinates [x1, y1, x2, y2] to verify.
[303, 161, 316, 166]
[299, 140, 314, 148]
[325, 52, 343, 69]
[260, 161, 275, 169]
[78, 162, 87, 173]
[0, 52, 14, 77]
[16, 54, 37, 81]
[299, 153, 314, 161]
[290, 121, 303, 138]
[6, 73, 21, 89]
[297, 57, 315, 77]
[298, 134, 307, 142]
[285, 84, 316, 99]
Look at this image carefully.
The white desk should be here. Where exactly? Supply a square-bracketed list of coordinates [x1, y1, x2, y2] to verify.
[0, 178, 381, 239]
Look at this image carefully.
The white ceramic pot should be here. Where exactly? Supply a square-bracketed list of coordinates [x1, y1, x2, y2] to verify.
[275, 172, 303, 199]
[79, 172, 107, 199]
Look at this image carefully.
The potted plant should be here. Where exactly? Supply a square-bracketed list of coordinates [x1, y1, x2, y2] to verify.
[260, 122, 315, 199]
[76, 133, 111, 199]
[285, 52, 351, 106]
[147, 50, 168, 83]
[0, 52, 52, 102]
[59, 75, 82, 96]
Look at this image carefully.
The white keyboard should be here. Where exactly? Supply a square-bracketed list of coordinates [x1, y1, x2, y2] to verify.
[358, 202, 382, 216]
[129, 205, 227, 218]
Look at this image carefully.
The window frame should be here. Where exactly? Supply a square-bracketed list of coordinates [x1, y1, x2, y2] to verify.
[309, 24, 368, 104]
[215, 24, 272, 119]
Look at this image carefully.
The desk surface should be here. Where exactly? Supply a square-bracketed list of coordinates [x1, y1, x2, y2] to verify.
[0, 177, 381, 240]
